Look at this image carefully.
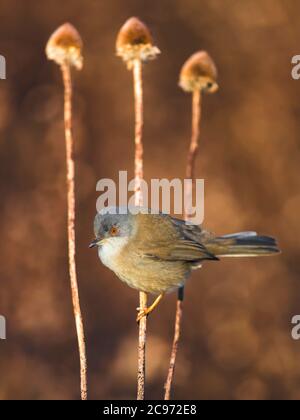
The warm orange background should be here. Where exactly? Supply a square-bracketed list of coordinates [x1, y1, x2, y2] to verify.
[0, 0, 299, 400]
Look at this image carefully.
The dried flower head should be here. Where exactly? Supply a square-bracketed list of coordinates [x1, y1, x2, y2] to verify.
[116, 17, 160, 68]
[46, 23, 83, 70]
[179, 51, 218, 93]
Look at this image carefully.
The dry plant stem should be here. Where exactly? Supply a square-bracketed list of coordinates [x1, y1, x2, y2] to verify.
[132, 58, 147, 401]
[164, 287, 184, 400]
[187, 89, 201, 185]
[164, 89, 202, 400]
[133, 58, 144, 206]
[61, 62, 88, 401]
[137, 290, 147, 400]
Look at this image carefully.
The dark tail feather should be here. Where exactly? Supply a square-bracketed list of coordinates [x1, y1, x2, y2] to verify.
[205, 231, 280, 258]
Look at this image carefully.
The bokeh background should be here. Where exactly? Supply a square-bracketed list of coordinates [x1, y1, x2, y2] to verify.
[0, 0, 299, 400]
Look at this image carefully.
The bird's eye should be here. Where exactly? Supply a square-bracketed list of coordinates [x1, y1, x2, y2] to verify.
[109, 226, 119, 236]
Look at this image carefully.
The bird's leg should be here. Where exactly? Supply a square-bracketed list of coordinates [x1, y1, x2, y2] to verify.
[136, 294, 163, 322]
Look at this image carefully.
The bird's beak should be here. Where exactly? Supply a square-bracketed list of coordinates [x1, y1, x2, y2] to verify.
[89, 238, 100, 248]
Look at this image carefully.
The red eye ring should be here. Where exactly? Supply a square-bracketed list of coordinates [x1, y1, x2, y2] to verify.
[110, 226, 118, 236]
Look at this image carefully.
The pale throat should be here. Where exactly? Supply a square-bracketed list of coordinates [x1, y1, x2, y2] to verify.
[98, 236, 129, 271]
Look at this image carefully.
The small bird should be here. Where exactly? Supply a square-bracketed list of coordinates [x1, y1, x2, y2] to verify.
[90, 207, 279, 321]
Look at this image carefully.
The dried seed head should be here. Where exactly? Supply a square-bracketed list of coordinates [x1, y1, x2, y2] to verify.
[179, 51, 218, 93]
[116, 17, 160, 68]
[46, 23, 83, 70]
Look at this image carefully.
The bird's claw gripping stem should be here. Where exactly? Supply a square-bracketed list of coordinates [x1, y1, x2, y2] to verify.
[136, 294, 163, 322]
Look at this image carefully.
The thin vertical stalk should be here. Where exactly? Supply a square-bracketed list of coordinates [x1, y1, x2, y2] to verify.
[187, 89, 201, 181]
[164, 286, 184, 400]
[137, 291, 147, 400]
[132, 58, 147, 401]
[164, 89, 202, 400]
[61, 62, 88, 401]
[133, 59, 144, 207]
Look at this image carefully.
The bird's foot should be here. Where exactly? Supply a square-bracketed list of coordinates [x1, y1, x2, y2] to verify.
[136, 294, 163, 322]
[136, 307, 149, 323]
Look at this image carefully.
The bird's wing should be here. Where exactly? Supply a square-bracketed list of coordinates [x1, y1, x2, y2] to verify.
[135, 213, 217, 262]
[145, 239, 218, 262]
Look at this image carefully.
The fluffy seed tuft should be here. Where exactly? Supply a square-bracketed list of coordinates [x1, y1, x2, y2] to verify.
[116, 17, 160, 69]
[46, 23, 83, 70]
[179, 51, 218, 93]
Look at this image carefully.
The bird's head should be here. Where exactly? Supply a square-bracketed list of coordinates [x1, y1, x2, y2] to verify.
[89, 208, 136, 249]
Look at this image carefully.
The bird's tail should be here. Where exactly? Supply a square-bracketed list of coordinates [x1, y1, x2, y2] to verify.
[205, 231, 280, 258]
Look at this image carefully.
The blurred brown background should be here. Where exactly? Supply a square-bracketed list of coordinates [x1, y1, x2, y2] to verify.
[0, 0, 299, 400]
